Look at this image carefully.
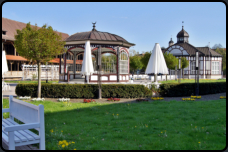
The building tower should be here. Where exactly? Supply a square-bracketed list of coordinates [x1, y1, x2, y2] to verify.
[169, 37, 174, 46]
[176, 25, 189, 43]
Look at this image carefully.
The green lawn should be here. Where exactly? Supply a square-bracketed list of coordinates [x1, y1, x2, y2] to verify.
[160, 79, 226, 84]
[4, 80, 58, 84]
[2, 98, 226, 150]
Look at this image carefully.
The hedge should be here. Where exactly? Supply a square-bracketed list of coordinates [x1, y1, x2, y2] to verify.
[159, 82, 226, 97]
[15, 84, 152, 98]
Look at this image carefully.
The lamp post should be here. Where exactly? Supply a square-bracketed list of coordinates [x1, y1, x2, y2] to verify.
[178, 57, 181, 83]
[195, 51, 199, 95]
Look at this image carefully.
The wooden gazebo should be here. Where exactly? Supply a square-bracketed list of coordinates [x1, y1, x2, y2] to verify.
[59, 23, 135, 83]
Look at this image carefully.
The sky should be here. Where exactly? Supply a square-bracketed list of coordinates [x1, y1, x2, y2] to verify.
[2, 2, 226, 53]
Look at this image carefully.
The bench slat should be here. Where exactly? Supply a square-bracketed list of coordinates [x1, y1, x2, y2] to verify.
[2, 119, 28, 142]
[6, 118, 40, 140]
[3, 119, 35, 141]
[2, 126, 21, 143]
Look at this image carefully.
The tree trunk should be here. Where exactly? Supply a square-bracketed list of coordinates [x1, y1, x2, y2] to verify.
[37, 61, 41, 98]
[166, 74, 167, 81]
[182, 68, 184, 79]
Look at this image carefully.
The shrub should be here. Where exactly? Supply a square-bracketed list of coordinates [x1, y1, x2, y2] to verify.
[159, 82, 226, 97]
[15, 84, 151, 98]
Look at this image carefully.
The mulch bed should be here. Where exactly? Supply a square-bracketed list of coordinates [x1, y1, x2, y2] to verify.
[10, 92, 225, 104]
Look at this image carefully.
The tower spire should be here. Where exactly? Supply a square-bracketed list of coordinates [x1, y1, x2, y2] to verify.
[92, 22, 97, 31]
[182, 21, 184, 29]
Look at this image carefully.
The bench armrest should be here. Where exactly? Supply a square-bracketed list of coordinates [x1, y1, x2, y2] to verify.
[3, 123, 40, 132]
[2, 108, 10, 113]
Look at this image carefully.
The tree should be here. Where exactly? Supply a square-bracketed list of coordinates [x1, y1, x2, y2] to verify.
[129, 55, 143, 75]
[14, 23, 67, 98]
[161, 46, 166, 49]
[129, 49, 137, 57]
[140, 51, 151, 71]
[215, 48, 226, 75]
[180, 57, 189, 79]
[164, 52, 178, 80]
[163, 52, 178, 70]
[212, 43, 223, 49]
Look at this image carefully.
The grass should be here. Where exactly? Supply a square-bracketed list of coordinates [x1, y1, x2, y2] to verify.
[4, 80, 58, 84]
[2, 98, 226, 150]
[160, 79, 226, 84]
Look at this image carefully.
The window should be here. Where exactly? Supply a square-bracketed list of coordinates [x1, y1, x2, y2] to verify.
[119, 51, 128, 74]
[212, 62, 219, 74]
[180, 37, 184, 41]
[191, 61, 195, 74]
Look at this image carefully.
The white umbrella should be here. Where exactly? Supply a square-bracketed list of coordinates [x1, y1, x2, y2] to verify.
[2, 50, 8, 81]
[145, 43, 168, 82]
[81, 41, 94, 83]
[2, 50, 8, 105]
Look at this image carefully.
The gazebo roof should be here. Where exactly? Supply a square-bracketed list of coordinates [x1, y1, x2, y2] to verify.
[65, 23, 135, 48]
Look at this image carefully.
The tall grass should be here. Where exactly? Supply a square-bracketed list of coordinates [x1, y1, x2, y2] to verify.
[2, 98, 226, 150]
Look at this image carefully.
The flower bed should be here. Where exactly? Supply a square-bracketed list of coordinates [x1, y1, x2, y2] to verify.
[182, 98, 195, 101]
[136, 99, 149, 102]
[107, 97, 120, 102]
[151, 97, 164, 101]
[31, 98, 45, 101]
[83, 99, 96, 103]
[190, 96, 201, 99]
[220, 96, 226, 99]
[18, 96, 31, 100]
[58, 98, 70, 102]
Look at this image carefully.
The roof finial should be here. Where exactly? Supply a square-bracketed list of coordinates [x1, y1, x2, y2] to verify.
[182, 21, 184, 29]
[92, 22, 96, 31]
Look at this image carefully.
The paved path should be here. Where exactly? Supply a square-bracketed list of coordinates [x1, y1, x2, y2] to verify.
[1, 141, 39, 151]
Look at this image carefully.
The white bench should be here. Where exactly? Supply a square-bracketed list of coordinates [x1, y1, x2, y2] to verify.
[2, 95, 45, 150]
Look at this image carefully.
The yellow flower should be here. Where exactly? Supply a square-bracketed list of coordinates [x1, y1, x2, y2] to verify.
[72, 141, 75, 144]
[66, 143, 69, 146]
[59, 141, 63, 145]
[161, 132, 163, 133]
[198, 142, 200, 144]
[202, 127, 204, 129]
[195, 126, 197, 128]
[117, 114, 119, 116]
[62, 145, 65, 148]
[113, 113, 114, 115]
[50, 129, 54, 133]
[165, 130, 166, 132]
[135, 126, 137, 127]
[74, 149, 77, 150]
[61, 130, 63, 132]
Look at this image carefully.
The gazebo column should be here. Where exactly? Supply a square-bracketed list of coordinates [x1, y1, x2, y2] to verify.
[64, 53, 67, 81]
[117, 46, 120, 82]
[73, 52, 76, 79]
